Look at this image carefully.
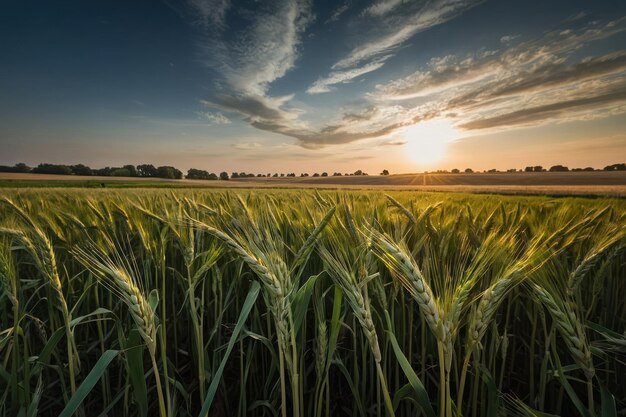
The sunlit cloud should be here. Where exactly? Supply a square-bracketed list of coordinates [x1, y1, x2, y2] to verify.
[196, 111, 232, 125]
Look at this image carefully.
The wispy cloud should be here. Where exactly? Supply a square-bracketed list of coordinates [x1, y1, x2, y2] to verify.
[500, 34, 518, 43]
[299, 16, 626, 146]
[308, 0, 481, 97]
[326, 2, 350, 23]
[186, 0, 231, 28]
[365, 16, 626, 135]
[232, 142, 262, 150]
[307, 56, 388, 94]
[459, 85, 626, 130]
[189, 0, 313, 132]
[196, 111, 232, 125]
[363, 0, 404, 17]
[333, 0, 483, 70]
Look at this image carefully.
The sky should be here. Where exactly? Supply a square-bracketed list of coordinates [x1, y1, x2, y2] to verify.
[1, 0, 625, 174]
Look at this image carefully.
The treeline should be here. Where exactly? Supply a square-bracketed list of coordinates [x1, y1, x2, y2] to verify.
[0, 163, 386, 181]
[431, 163, 626, 174]
[0, 163, 184, 179]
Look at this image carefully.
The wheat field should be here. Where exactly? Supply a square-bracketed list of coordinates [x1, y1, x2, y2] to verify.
[0, 189, 625, 417]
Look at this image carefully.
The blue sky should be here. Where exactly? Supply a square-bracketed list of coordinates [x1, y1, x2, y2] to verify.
[1, 0, 625, 174]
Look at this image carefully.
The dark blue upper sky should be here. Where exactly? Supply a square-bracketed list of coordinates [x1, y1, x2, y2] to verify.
[1, 0, 625, 173]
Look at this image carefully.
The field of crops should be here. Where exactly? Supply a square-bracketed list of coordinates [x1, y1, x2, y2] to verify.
[1, 190, 625, 417]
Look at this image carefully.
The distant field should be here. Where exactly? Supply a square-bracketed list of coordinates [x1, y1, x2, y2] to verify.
[1, 171, 625, 196]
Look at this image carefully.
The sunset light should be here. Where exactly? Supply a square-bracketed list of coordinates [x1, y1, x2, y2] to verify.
[404, 119, 459, 166]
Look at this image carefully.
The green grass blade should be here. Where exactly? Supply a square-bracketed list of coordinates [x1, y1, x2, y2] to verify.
[198, 280, 261, 417]
[385, 312, 435, 417]
[58, 349, 119, 417]
[125, 330, 148, 417]
[291, 273, 321, 334]
[600, 385, 616, 417]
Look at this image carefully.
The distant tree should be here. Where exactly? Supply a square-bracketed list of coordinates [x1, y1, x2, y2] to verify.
[280, 173, 285, 177]
[488, 169, 497, 173]
[122, 165, 138, 177]
[231, 172, 239, 178]
[451, 168, 460, 174]
[157, 166, 183, 179]
[71, 164, 93, 176]
[549, 165, 569, 172]
[524, 166, 533, 172]
[137, 164, 158, 177]
[0, 163, 32, 173]
[272, 173, 278, 177]
[112, 168, 131, 177]
[464, 168, 473, 173]
[257, 174, 263, 177]
[380, 169, 389, 175]
[219, 171, 229, 180]
[187, 168, 212, 179]
[604, 163, 626, 171]
[533, 166, 544, 172]
[14, 163, 31, 173]
[321, 172, 328, 177]
[312, 173, 320, 177]
[300, 173, 309, 177]
[287, 173, 296, 177]
[33, 163, 72, 175]
[354, 170, 363, 176]
[333, 172, 342, 176]
[94, 167, 112, 176]
[583, 167, 595, 171]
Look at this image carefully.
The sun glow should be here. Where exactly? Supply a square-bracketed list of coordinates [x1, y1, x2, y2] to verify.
[403, 119, 459, 166]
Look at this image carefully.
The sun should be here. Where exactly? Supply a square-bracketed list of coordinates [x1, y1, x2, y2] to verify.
[403, 119, 458, 166]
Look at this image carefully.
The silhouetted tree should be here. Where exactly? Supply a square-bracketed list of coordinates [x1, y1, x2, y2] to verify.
[549, 165, 569, 172]
[123, 165, 138, 177]
[219, 171, 229, 180]
[464, 168, 473, 173]
[0, 163, 32, 173]
[137, 164, 158, 177]
[157, 166, 183, 179]
[71, 164, 93, 176]
[33, 163, 72, 175]
[14, 163, 31, 173]
[380, 169, 389, 175]
[451, 168, 460, 174]
[112, 168, 131, 177]
[321, 172, 328, 177]
[187, 168, 213, 179]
